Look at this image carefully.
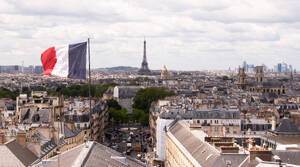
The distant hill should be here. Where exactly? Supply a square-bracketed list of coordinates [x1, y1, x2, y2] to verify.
[94, 66, 139, 71]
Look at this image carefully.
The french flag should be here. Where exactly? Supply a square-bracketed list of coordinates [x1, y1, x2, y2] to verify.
[41, 42, 87, 80]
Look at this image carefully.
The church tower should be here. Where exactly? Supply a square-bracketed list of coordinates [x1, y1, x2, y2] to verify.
[255, 66, 264, 83]
[138, 39, 151, 75]
[237, 67, 246, 89]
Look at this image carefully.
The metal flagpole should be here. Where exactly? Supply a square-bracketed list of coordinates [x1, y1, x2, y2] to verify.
[88, 38, 92, 140]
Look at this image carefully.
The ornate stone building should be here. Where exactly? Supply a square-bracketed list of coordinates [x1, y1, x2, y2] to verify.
[237, 66, 286, 95]
[161, 65, 168, 80]
[237, 67, 246, 89]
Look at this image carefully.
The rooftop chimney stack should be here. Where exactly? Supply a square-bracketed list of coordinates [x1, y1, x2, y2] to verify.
[16, 131, 26, 147]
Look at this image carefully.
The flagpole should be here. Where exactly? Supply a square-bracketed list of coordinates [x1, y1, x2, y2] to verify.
[88, 38, 92, 140]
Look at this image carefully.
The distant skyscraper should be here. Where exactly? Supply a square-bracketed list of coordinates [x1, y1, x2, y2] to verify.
[262, 64, 268, 72]
[243, 61, 248, 72]
[247, 64, 255, 73]
[281, 62, 288, 72]
[34, 65, 43, 74]
[138, 39, 151, 75]
[0, 65, 21, 74]
[277, 63, 282, 73]
[289, 65, 293, 72]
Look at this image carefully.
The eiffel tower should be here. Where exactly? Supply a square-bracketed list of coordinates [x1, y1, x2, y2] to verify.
[138, 39, 151, 75]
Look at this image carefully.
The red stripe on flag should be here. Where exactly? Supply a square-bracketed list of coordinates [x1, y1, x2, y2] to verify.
[41, 47, 57, 76]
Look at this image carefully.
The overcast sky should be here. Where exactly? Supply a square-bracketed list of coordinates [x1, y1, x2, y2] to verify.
[1, 0, 300, 70]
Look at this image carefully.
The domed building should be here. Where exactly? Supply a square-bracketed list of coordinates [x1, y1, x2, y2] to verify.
[161, 65, 168, 80]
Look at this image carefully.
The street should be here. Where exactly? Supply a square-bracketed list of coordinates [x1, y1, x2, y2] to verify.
[104, 124, 153, 164]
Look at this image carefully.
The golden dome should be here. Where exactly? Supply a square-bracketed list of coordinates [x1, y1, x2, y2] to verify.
[162, 65, 167, 72]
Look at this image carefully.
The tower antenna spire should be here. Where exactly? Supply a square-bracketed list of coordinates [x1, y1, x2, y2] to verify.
[138, 38, 151, 75]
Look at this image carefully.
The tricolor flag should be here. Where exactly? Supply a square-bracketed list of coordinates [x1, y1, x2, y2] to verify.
[41, 42, 87, 80]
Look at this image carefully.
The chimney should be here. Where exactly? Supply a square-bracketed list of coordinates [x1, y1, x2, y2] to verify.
[16, 131, 26, 147]
[0, 131, 5, 144]
[249, 150, 272, 161]
[220, 146, 239, 153]
[242, 139, 248, 149]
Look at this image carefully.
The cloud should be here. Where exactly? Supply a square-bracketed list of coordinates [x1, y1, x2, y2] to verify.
[0, 0, 300, 70]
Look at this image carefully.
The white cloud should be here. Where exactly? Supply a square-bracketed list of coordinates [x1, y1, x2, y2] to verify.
[0, 0, 300, 70]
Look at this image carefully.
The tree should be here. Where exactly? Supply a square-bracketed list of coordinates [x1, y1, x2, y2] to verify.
[133, 87, 174, 112]
[106, 99, 121, 110]
[131, 109, 149, 126]
[0, 88, 18, 100]
[95, 82, 118, 97]
[33, 86, 46, 91]
[132, 87, 174, 126]
[109, 108, 128, 123]
[132, 109, 145, 121]
[127, 82, 140, 86]
[140, 113, 149, 126]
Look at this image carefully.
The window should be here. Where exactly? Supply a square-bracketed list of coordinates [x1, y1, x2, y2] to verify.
[226, 128, 230, 133]
[243, 125, 247, 131]
[233, 127, 237, 134]
[197, 120, 200, 124]
[215, 127, 218, 132]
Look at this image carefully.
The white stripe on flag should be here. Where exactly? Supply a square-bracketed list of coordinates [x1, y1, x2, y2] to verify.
[51, 45, 69, 77]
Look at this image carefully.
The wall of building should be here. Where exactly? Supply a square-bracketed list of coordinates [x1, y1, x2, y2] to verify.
[156, 118, 193, 161]
[165, 133, 195, 167]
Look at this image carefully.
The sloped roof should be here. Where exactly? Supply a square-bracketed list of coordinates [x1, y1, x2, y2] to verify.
[167, 120, 248, 167]
[6, 140, 38, 166]
[33, 141, 83, 167]
[272, 150, 300, 165]
[0, 145, 25, 167]
[160, 109, 240, 119]
[64, 125, 76, 138]
[33, 130, 47, 141]
[275, 118, 300, 135]
[32, 141, 146, 167]
[84, 142, 146, 167]
[116, 86, 143, 98]
[63, 125, 81, 138]
[248, 81, 283, 88]
[20, 107, 51, 124]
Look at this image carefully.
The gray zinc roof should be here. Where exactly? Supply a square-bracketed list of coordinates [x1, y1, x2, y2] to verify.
[32, 141, 146, 167]
[275, 118, 300, 135]
[160, 109, 240, 119]
[6, 140, 38, 166]
[167, 120, 248, 167]
[272, 150, 300, 165]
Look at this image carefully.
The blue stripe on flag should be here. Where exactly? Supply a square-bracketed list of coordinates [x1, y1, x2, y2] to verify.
[68, 42, 87, 79]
